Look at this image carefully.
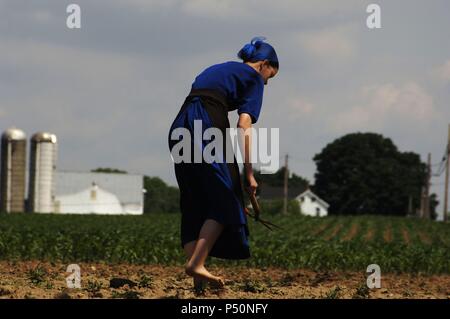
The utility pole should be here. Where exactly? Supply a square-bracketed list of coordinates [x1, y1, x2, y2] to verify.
[424, 153, 431, 219]
[444, 124, 450, 222]
[419, 186, 425, 218]
[283, 154, 289, 215]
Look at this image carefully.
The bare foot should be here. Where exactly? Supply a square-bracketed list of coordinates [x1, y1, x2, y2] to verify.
[185, 264, 225, 288]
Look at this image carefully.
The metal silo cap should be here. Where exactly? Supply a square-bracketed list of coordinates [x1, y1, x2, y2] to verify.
[31, 132, 57, 143]
[2, 128, 27, 141]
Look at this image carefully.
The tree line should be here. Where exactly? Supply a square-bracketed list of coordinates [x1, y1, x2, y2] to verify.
[96, 132, 439, 218]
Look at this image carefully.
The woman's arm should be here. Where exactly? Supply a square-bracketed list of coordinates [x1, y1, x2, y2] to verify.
[237, 113, 258, 195]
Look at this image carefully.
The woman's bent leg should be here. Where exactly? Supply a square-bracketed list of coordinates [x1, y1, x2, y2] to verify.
[183, 240, 206, 290]
[185, 219, 225, 287]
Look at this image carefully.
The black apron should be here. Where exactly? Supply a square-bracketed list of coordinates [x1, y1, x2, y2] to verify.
[168, 88, 250, 260]
[177, 88, 246, 210]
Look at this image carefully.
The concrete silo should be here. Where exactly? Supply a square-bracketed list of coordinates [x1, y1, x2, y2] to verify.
[28, 132, 57, 213]
[1, 128, 27, 213]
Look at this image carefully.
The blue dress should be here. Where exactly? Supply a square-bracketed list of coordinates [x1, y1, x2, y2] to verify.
[168, 61, 264, 260]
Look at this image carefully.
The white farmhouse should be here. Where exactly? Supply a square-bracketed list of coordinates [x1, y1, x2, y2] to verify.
[296, 189, 329, 217]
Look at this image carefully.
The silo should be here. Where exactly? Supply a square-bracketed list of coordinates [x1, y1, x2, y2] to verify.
[0, 128, 27, 213]
[28, 132, 57, 213]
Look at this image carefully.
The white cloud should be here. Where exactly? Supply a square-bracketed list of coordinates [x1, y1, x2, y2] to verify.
[332, 82, 437, 132]
[291, 24, 358, 61]
[112, 0, 179, 11]
[182, 0, 248, 19]
[435, 60, 450, 81]
[0, 39, 138, 89]
[287, 97, 314, 117]
[114, 0, 362, 22]
[33, 10, 52, 23]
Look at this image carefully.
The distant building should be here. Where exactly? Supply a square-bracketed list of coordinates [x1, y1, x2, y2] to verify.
[0, 128, 145, 215]
[295, 189, 329, 217]
[53, 171, 144, 215]
[259, 184, 329, 217]
[258, 184, 307, 201]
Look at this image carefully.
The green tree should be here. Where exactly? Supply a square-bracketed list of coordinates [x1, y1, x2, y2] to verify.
[143, 176, 180, 214]
[312, 133, 427, 216]
[242, 167, 309, 197]
[253, 167, 309, 188]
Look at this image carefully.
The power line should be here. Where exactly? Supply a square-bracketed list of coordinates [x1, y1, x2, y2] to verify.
[283, 154, 288, 215]
[432, 144, 449, 177]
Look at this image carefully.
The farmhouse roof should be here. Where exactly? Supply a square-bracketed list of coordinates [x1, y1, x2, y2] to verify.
[296, 189, 330, 208]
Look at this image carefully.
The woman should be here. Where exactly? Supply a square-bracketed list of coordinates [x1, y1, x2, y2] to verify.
[168, 37, 278, 288]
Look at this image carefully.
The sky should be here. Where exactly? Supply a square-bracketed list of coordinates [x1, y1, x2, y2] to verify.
[1, 1, 449, 219]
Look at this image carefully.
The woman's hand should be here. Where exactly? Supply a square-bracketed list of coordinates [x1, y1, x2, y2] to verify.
[246, 172, 258, 196]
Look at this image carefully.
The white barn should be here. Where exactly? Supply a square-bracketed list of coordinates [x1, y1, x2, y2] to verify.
[55, 182, 126, 215]
[296, 189, 329, 217]
[53, 171, 144, 215]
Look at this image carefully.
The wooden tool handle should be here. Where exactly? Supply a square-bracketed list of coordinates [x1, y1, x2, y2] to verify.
[249, 192, 261, 220]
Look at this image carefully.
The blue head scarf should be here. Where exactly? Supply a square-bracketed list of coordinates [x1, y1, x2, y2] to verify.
[237, 36, 279, 69]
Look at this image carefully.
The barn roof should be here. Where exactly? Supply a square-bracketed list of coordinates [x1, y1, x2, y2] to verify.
[55, 171, 143, 205]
